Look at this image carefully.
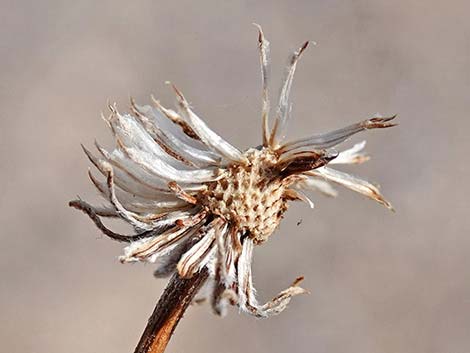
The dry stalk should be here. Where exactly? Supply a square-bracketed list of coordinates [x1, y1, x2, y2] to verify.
[134, 268, 209, 353]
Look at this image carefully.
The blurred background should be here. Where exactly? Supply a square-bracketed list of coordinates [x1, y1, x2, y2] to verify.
[1, 1, 469, 352]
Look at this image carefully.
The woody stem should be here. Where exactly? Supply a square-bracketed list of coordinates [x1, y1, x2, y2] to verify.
[134, 268, 209, 353]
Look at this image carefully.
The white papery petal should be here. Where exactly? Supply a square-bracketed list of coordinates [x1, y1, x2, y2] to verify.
[103, 164, 157, 230]
[123, 146, 224, 184]
[173, 88, 248, 164]
[107, 112, 223, 184]
[137, 104, 222, 165]
[88, 171, 186, 212]
[253, 24, 271, 146]
[120, 225, 197, 263]
[237, 238, 307, 318]
[215, 223, 229, 271]
[296, 176, 338, 197]
[177, 222, 219, 278]
[270, 41, 309, 145]
[309, 167, 393, 210]
[97, 142, 167, 191]
[110, 112, 187, 168]
[84, 144, 180, 199]
[88, 170, 197, 233]
[280, 116, 396, 152]
[330, 141, 370, 165]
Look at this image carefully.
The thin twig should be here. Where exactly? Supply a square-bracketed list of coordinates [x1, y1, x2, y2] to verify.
[134, 268, 209, 353]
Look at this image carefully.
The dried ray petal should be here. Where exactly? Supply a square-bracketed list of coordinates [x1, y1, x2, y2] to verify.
[69, 199, 154, 242]
[309, 167, 394, 210]
[295, 175, 338, 197]
[237, 238, 308, 318]
[177, 236, 216, 278]
[225, 227, 241, 285]
[258, 276, 308, 315]
[87, 170, 188, 216]
[110, 111, 188, 168]
[103, 163, 158, 230]
[177, 219, 224, 278]
[253, 23, 271, 147]
[120, 222, 203, 263]
[330, 140, 370, 165]
[95, 141, 189, 194]
[270, 40, 310, 147]
[214, 223, 229, 280]
[280, 115, 397, 152]
[212, 228, 241, 315]
[171, 84, 249, 164]
[151, 95, 202, 141]
[153, 236, 197, 278]
[108, 112, 217, 186]
[83, 144, 179, 200]
[99, 164, 196, 228]
[211, 222, 232, 316]
[119, 140, 224, 184]
[142, 102, 223, 160]
[131, 100, 201, 168]
[132, 102, 221, 167]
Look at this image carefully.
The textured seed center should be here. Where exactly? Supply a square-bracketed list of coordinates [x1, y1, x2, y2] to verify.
[203, 148, 288, 244]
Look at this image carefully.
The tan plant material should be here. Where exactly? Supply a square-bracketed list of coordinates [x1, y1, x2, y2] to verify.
[70, 24, 397, 352]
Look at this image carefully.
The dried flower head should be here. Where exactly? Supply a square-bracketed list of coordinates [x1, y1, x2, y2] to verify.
[70, 25, 396, 318]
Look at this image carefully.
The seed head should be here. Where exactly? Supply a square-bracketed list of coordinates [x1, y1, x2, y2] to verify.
[70, 25, 396, 318]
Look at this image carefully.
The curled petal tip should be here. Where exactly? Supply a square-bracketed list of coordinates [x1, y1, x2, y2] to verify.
[68, 199, 79, 208]
[292, 276, 305, 286]
[289, 276, 310, 295]
[253, 23, 268, 46]
[253, 22, 263, 34]
[365, 115, 398, 129]
[377, 195, 395, 211]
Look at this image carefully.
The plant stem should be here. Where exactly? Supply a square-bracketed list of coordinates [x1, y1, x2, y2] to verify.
[134, 268, 209, 353]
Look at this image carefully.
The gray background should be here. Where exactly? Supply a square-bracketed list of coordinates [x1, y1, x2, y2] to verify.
[2, 1, 469, 352]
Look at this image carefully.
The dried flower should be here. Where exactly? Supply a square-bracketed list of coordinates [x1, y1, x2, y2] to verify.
[70, 25, 396, 318]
